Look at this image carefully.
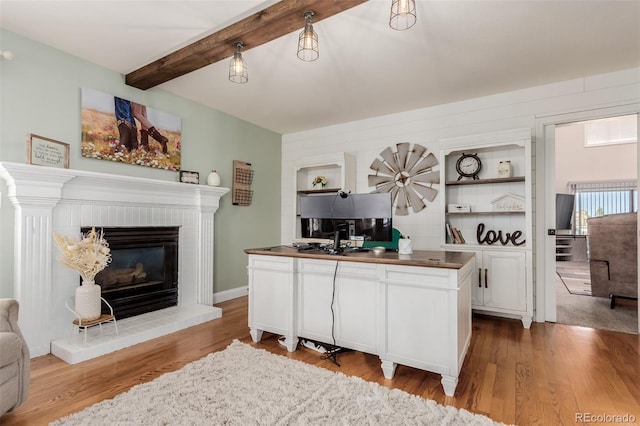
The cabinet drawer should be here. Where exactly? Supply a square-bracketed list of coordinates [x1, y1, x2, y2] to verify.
[248, 255, 293, 271]
[385, 264, 452, 288]
[298, 258, 377, 279]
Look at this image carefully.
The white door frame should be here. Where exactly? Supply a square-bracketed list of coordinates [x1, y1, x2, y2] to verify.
[534, 103, 640, 326]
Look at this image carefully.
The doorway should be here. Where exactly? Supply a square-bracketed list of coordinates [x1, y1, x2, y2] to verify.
[535, 104, 640, 334]
[553, 116, 638, 333]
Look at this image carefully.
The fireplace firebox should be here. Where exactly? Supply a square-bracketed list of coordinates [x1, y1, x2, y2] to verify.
[83, 226, 179, 320]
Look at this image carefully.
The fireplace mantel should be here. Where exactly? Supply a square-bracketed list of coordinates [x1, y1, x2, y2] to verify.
[0, 162, 229, 359]
[0, 162, 228, 210]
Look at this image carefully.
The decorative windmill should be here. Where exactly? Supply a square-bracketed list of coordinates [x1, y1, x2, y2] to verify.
[368, 143, 439, 215]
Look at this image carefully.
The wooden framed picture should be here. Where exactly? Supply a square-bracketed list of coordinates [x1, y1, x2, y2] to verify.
[27, 133, 70, 168]
[179, 170, 199, 184]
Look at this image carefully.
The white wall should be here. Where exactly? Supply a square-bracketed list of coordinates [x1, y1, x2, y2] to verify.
[281, 68, 640, 322]
[555, 121, 637, 194]
[282, 67, 639, 250]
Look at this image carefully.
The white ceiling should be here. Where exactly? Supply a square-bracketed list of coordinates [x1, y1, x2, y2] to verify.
[2, 0, 639, 134]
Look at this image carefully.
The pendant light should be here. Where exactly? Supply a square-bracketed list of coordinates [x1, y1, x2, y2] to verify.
[297, 11, 319, 62]
[389, 0, 417, 30]
[229, 41, 248, 84]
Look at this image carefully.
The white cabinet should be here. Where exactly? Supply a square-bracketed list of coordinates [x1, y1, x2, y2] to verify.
[246, 251, 475, 397]
[478, 250, 527, 312]
[293, 153, 356, 242]
[463, 249, 531, 327]
[440, 129, 533, 328]
[448, 248, 531, 328]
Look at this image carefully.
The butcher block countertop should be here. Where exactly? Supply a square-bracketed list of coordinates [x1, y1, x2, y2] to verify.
[244, 246, 475, 269]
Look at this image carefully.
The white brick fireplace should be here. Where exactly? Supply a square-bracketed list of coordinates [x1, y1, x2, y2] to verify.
[0, 162, 229, 362]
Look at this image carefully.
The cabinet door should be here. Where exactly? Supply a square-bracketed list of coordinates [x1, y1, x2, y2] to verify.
[384, 267, 452, 368]
[298, 259, 378, 353]
[248, 256, 295, 336]
[297, 261, 336, 342]
[468, 251, 485, 307]
[481, 251, 526, 312]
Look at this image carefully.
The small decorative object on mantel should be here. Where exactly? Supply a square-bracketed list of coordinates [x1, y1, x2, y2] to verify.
[312, 175, 327, 189]
[179, 170, 199, 184]
[54, 227, 112, 321]
[207, 169, 221, 186]
[232, 160, 254, 206]
[27, 133, 70, 169]
[498, 160, 512, 178]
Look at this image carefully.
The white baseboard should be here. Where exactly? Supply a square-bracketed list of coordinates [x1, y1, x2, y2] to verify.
[212, 286, 248, 304]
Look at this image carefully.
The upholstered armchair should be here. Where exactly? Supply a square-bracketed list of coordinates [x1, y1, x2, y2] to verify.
[588, 213, 638, 308]
[0, 299, 30, 415]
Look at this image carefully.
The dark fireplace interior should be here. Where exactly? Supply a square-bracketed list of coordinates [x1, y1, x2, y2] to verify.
[82, 226, 179, 320]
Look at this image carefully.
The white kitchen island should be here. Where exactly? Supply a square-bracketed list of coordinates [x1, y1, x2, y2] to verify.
[245, 246, 475, 396]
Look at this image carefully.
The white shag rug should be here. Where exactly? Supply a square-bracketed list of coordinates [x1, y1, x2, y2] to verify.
[51, 340, 504, 425]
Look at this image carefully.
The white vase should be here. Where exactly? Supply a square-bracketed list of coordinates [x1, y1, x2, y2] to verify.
[498, 161, 512, 178]
[207, 169, 221, 186]
[75, 281, 102, 321]
[398, 238, 413, 255]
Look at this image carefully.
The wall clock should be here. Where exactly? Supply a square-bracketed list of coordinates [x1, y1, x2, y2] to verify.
[456, 153, 481, 180]
[368, 142, 439, 215]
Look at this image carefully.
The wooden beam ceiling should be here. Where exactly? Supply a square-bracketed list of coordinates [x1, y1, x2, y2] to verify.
[125, 0, 369, 90]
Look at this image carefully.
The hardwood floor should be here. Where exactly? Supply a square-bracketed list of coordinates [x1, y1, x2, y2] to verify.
[2, 296, 639, 425]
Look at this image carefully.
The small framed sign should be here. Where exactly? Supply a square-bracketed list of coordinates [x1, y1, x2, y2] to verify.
[179, 170, 199, 184]
[27, 134, 70, 168]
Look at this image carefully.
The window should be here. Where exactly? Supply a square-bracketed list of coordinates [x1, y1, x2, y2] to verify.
[584, 114, 637, 147]
[570, 180, 637, 235]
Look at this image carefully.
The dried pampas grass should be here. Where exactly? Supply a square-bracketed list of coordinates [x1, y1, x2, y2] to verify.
[54, 227, 112, 282]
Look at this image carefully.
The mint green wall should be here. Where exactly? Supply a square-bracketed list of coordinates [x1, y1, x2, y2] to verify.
[0, 29, 281, 297]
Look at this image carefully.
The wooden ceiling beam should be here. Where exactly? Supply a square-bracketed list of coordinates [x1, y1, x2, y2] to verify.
[125, 0, 368, 90]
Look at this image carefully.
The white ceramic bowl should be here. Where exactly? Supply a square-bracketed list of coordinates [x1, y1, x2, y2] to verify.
[372, 246, 385, 255]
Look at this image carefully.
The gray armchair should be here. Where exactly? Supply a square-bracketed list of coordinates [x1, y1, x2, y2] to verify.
[0, 299, 30, 415]
[587, 213, 638, 308]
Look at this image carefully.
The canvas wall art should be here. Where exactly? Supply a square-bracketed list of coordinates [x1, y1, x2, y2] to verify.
[81, 88, 182, 170]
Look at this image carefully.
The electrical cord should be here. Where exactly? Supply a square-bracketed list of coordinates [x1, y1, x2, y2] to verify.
[321, 260, 341, 366]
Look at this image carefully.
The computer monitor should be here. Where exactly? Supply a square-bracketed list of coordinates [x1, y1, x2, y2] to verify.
[299, 192, 393, 242]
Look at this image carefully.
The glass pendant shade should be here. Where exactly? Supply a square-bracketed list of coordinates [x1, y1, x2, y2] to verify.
[297, 11, 319, 62]
[389, 0, 417, 30]
[229, 42, 248, 84]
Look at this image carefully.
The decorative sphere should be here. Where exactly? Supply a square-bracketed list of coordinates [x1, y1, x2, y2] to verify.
[207, 170, 221, 186]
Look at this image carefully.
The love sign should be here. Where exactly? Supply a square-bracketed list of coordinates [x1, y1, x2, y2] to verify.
[476, 223, 525, 246]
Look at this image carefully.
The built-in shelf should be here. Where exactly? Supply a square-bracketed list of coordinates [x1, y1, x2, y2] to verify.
[297, 187, 342, 194]
[439, 128, 533, 329]
[294, 153, 356, 241]
[446, 210, 525, 216]
[445, 176, 525, 186]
